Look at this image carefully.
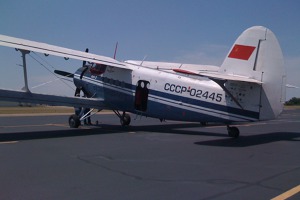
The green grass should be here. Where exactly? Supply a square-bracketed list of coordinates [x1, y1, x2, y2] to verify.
[284, 105, 300, 110]
[0, 106, 74, 114]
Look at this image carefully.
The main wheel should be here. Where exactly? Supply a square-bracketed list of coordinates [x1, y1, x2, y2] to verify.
[120, 113, 131, 126]
[69, 114, 80, 128]
[200, 122, 207, 126]
[228, 126, 240, 138]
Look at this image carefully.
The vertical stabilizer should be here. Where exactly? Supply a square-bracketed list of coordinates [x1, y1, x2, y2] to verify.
[220, 26, 286, 120]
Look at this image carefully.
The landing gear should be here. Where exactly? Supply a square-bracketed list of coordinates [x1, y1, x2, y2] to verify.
[120, 113, 131, 126]
[227, 125, 240, 138]
[113, 110, 131, 126]
[69, 114, 80, 128]
[68, 109, 101, 128]
[200, 122, 207, 126]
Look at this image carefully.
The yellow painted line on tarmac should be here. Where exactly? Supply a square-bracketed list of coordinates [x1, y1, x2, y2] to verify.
[0, 124, 67, 128]
[271, 185, 300, 200]
[0, 141, 18, 144]
[0, 111, 114, 117]
[236, 122, 267, 127]
[45, 123, 69, 127]
[0, 123, 102, 129]
[0, 124, 48, 128]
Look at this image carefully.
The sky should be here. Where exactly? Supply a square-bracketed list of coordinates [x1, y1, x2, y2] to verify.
[0, 0, 299, 100]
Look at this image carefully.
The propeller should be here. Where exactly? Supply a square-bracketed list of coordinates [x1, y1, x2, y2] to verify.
[54, 70, 74, 78]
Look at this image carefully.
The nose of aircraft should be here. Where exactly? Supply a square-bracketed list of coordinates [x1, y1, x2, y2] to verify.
[54, 67, 85, 94]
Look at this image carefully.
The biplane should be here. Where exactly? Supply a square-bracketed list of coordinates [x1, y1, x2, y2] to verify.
[0, 26, 286, 138]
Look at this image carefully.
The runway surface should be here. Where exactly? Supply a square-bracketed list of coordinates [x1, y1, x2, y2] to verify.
[0, 109, 299, 200]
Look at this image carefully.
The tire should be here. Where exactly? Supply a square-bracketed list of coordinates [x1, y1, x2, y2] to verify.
[200, 122, 207, 126]
[69, 114, 80, 128]
[228, 127, 240, 138]
[120, 114, 131, 126]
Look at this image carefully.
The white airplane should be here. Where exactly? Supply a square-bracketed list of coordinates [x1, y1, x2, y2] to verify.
[0, 26, 286, 138]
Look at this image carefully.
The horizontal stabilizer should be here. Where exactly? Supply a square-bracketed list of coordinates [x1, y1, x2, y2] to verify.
[0, 89, 106, 110]
[0, 34, 128, 70]
[173, 68, 262, 84]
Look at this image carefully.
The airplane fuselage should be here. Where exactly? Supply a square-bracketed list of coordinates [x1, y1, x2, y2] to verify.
[74, 64, 260, 123]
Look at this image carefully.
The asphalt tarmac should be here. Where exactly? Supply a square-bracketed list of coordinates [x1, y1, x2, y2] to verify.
[0, 109, 299, 200]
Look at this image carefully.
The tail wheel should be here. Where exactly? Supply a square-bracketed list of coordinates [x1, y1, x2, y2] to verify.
[120, 114, 131, 126]
[227, 126, 240, 138]
[69, 114, 80, 128]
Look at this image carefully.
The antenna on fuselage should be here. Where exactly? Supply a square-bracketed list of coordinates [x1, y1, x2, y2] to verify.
[113, 42, 118, 59]
[140, 55, 147, 66]
[82, 48, 89, 67]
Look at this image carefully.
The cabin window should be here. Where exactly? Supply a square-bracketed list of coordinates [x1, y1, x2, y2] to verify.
[90, 63, 107, 76]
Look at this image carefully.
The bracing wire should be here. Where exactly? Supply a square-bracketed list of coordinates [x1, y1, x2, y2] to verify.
[29, 52, 75, 91]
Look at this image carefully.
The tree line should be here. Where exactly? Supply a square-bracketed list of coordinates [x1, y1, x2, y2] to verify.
[285, 97, 300, 105]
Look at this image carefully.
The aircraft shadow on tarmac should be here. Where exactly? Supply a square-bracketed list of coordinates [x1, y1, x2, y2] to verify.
[194, 132, 300, 147]
[0, 123, 219, 141]
[0, 123, 299, 147]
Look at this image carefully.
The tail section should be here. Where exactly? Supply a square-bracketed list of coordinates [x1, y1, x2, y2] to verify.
[220, 26, 286, 120]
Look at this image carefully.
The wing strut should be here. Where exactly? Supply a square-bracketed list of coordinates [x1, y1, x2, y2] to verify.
[17, 49, 31, 92]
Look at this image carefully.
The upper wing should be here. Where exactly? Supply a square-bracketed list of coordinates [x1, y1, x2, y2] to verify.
[0, 34, 115, 109]
[0, 89, 106, 110]
[0, 34, 128, 69]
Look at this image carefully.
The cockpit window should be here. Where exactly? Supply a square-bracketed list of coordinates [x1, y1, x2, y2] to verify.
[90, 63, 107, 76]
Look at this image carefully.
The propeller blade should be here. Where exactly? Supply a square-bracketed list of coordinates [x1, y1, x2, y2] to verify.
[54, 70, 74, 78]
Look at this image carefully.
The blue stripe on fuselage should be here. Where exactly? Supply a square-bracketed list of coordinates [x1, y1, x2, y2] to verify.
[150, 90, 259, 119]
[146, 99, 231, 122]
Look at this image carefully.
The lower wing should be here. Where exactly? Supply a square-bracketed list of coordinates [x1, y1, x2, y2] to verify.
[0, 89, 105, 110]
